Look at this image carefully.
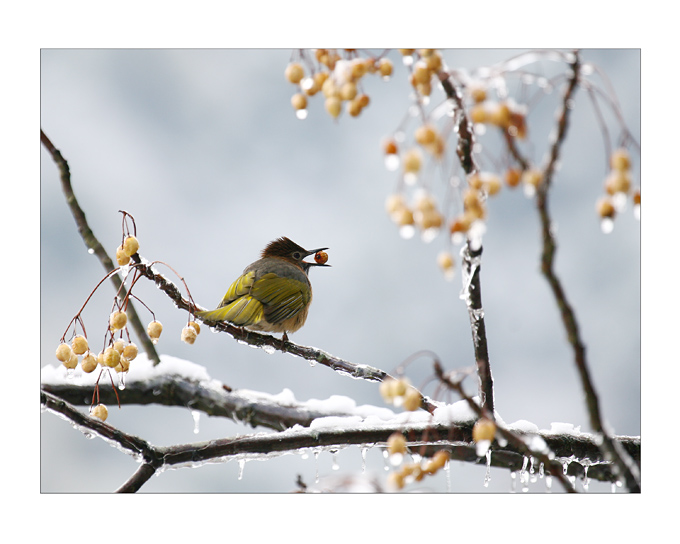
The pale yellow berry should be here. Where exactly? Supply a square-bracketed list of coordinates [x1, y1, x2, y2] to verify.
[378, 58, 393, 77]
[56, 343, 74, 363]
[81, 352, 98, 373]
[113, 339, 127, 354]
[340, 81, 358, 101]
[403, 148, 422, 174]
[403, 387, 421, 411]
[604, 170, 632, 195]
[110, 311, 128, 332]
[521, 169, 543, 188]
[63, 352, 78, 370]
[387, 432, 407, 455]
[116, 246, 131, 266]
[412, 63, 430, 85]
[91, 404, 108, 421]
[122, 236, 140, 257]
[325, 96, 342, 119]
[291, 93, 307, 111]
[482, 173, 502, 196]
[387, 471, 405, 490]
[385, 194, 407, 221]
[470, 103, 489, 124]
[489, 101, 512, 128]
[321, 77, 339, 99]
[103, 346, 121, 368]
[437, 251, 455, 271]
[188, 321, 201, 335]
[97, 351, 105, 366]
[379, 378, 395, 402]
[610, 148, 631, 172]
[285, 62, 304, 84]
[414, 192, 437, 213]
[415, 124, 437, 146]
[396, 207, 415, 227]
[418, 209, 443, 230]
[147, 320, 163, 343]
[181, 326, 198, 345]
[472, 417, 497, 442]
[123, 342, 138, 361]
[115, 356, 130, 373]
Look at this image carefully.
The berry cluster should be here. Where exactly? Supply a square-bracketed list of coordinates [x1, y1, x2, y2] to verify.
[285, 49, 392, 120]
[53, 213, 201, 421]
[385, 431, 451, 491]
[596, 148, 640, 230]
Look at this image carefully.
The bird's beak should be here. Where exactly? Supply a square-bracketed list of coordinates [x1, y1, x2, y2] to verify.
[304, 247, 331, 267]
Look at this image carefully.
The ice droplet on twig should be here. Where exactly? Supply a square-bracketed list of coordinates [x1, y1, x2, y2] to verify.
[191, 410, 200, 434]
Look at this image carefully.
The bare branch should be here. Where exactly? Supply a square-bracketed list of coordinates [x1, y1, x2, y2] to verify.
[534, 52, 640, 493]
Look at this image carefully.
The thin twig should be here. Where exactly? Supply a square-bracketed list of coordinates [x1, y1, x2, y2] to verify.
[534, 52, 640, 492]
[40, 130, 161, 366]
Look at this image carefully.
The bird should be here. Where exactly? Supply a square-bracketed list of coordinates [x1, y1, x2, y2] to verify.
[196, 237, 329, 341]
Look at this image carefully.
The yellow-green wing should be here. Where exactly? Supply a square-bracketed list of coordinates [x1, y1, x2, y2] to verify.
[197, 295, 264, 326]
[250, 272, 310, 325]
[196, 271, 262, 324]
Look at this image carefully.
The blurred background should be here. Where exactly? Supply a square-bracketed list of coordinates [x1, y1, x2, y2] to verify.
[40, 49, 640, 492]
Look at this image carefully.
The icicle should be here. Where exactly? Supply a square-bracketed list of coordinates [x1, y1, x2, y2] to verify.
[191, 410, 200, 434]
[331, 450, 340, 471]
[238, 459, 246, 480]
[483, 449, 492, 488]
[314, 450, 320, 483]
[360, 446, 368, 474]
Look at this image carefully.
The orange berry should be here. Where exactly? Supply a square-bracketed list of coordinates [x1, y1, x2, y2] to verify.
[596, 196, 616, 219]
[314, 251, 328, 265]
[505, 168, 522, 188]
[383, 139, 398, 155]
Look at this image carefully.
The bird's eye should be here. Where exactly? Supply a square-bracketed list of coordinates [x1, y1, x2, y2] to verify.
[292, 252, 302, 260]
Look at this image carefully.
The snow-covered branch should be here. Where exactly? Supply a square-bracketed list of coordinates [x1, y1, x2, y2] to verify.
[41, 355, 639, 493]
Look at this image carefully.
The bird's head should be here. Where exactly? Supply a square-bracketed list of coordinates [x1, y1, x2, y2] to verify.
[262, 237, 330, 273]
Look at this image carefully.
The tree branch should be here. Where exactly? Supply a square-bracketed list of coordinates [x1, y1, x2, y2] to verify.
[534, 52, 640, 492]
[42, 388, 639, 493]
[438, 69, 495, 417]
